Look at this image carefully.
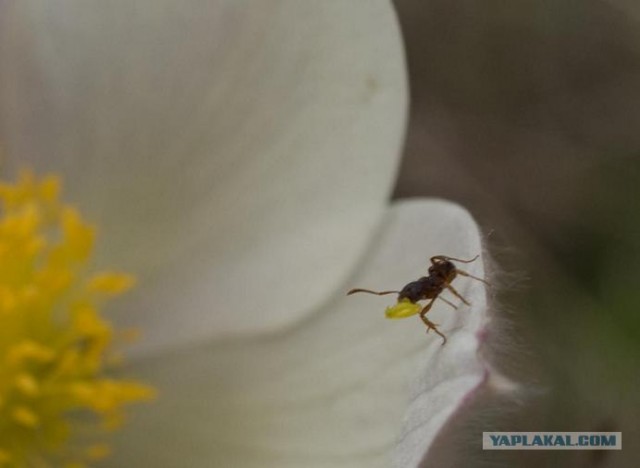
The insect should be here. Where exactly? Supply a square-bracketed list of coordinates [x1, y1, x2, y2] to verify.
[347, 255, 489, 344]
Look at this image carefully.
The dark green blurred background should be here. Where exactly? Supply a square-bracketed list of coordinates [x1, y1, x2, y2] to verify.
[392, 1, 640, 466]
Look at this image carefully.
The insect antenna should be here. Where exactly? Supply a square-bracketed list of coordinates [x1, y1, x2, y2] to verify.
[442, 254, 480, 263]
[347, 288, 400, 296]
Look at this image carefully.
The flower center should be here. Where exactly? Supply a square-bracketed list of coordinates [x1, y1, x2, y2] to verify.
[0, 170, 154, 466]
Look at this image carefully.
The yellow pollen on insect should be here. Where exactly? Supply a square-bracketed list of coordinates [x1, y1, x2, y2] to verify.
[385, 298, 422, 319]
[0, 170, 155, 466]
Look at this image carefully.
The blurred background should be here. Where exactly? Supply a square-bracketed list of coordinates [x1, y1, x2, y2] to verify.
[391, 1, 640, 466]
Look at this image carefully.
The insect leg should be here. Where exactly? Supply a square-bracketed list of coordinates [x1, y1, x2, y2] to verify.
[419, 299, 447, 344]
[347, 288, 400, 296]
[445, 284, 471, 306]
[437, 295, 458, 310]
[456, 269, 491, 286]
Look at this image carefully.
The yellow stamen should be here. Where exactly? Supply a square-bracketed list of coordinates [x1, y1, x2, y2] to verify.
[12, 407, 39, 428]
[0, 170, 155, 465]
[6, 340, 55, 366]
[14, 373, 40, 397]
[87, 272, 136, 296]
[86, 443, 111, 460]
[0, 449, 12, 464]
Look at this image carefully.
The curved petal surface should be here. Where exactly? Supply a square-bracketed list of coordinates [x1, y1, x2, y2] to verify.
[0, 0, 407, 353]
[108, 200, 488, 468]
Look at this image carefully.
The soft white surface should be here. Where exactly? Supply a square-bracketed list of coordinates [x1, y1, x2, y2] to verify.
[108, 200, 487, 468]
[0, 0, 407, 354]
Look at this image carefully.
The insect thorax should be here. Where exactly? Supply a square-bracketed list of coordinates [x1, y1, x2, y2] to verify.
[429, 260, 457, 282]
[398, 276, 441, 302]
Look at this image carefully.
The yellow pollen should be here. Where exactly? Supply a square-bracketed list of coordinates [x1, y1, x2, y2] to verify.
[385, 298, 423, 319]
[0, 170, 155, 466]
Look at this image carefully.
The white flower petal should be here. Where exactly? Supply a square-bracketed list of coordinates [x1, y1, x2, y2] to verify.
[0, 0, 407, 353]
[108, 200, 487, 468]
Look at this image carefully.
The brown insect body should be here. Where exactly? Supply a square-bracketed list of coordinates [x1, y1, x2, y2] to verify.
[398, 259, 457, 303]
[397, 276, 440, 303]
[347, 255, 488, 344]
